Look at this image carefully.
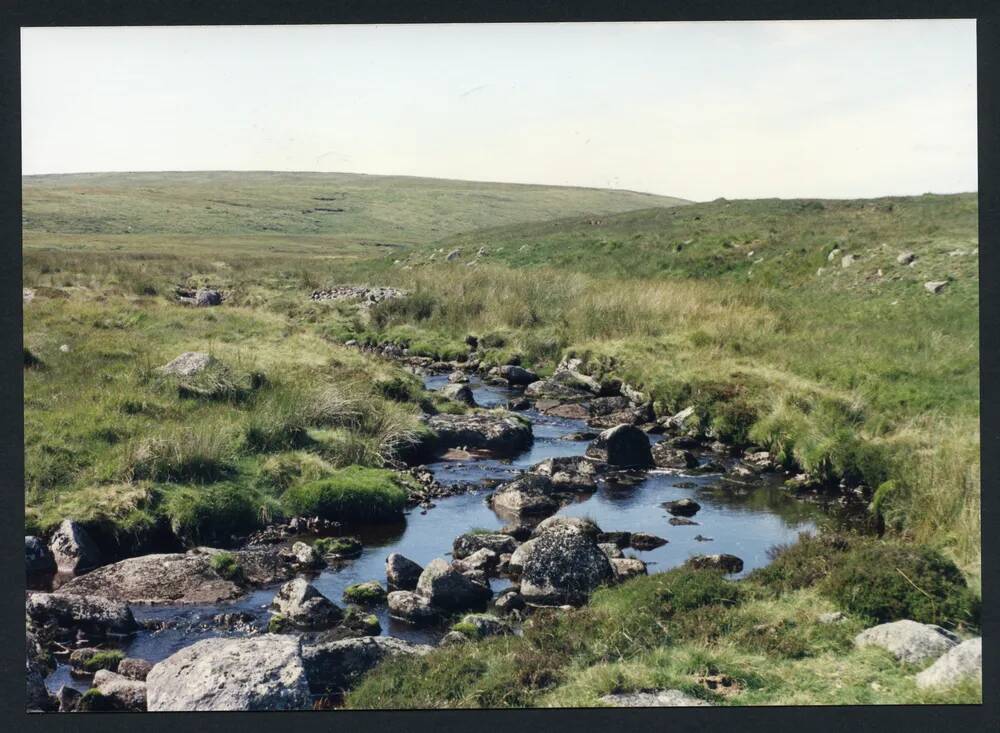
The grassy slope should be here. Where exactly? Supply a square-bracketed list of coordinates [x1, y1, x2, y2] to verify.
[22, 171, 683, 540]
[22, 176, 980, 707]
[335, 193, 979, 567]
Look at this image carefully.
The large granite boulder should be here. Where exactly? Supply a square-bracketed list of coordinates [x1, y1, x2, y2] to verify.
[854, 620, 960, 664]
[26, 592, 138, 636]
[270, 578, 343, 630]
[386, 590, 439, 625]
[915, 638, 982, 689]
[385, 553, 423, 591]
[585, 425, 653, 468]
[57, 548, 294, 604]
[91, 669, 147, 711]
[146, 635, 312, 711]
[416, 558, 491, 611]
[425, 412, 532, 457]
[301, 636, 432, 694]
[48, 519, 102, 575]
[517, 524, 614, 606]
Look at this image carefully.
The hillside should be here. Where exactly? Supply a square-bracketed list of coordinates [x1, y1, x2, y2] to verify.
[21, 171, 689, 254]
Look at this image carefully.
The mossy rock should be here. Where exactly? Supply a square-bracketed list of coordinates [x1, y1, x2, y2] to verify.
[343, 581, 387, 605]
[314, 536, 363, 558]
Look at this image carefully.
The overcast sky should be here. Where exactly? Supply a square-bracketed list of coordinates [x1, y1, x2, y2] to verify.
[21, 20, 976, 200]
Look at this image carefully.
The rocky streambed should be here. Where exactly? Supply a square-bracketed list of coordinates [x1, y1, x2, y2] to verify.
[27, 369, 867, 711]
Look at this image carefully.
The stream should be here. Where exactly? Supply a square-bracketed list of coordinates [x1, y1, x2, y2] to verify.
[45, 375, 853, 693]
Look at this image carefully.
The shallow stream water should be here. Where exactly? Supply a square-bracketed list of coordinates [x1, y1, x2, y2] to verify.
[46, 375, 849, 693]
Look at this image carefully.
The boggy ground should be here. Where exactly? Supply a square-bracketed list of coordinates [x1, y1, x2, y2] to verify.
[23, 174, 981, 708]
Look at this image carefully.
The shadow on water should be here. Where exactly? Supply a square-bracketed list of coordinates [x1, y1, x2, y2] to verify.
[43, 373, 863, 692]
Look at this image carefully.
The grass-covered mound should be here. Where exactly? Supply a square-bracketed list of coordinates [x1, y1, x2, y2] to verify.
[281, 466, 410, 521]
[751, 533, 980, 630]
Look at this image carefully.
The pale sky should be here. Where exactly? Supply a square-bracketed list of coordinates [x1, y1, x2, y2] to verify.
[21, 20, 977, 201]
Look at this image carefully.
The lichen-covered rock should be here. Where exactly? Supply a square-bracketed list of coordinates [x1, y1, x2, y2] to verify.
[57, 548, 294, 604]
[915, 638, 981, 689]
[26, 592, 138, 635]
[92, 669, 147, 711]
[25, 535, 56, 576]
[385, 553, 423, 591]
[599, 542, 625, 559]
[425, 412, 533, 456]
[270, 578, 343, 630]
[281, 541, 324, 569]
[529, 456, 599, 492]
[493, 589, 526, 615]
[651, 443, 699, 470]
[48, 519, 102, 575]
[118, 657, 154, 681]
[453, 532, 519, 559]
[158, 351, 214, 377]
[518, 525, 614, 606]
[585, 424, 653, 468]
[146, 635, 311, 711]
[416, 558, 491, 611]
[386, 590, 439, 625]
[441, 383, 477, 406]
[854, 620, 960, 665]
[301, 635, 432, 694]
[531, 515, 601, 539]
[610, 558, 648, 580]
[452, 548, 500, 576]
[490, 474, 561, 517]
[58, 552, 241, 604]
[600, 689, 709, 707]
[688, 554, 744, 574]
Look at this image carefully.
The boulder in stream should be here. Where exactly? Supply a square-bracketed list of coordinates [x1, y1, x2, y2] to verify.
[385, 553, 423, 591]
[517, 524, 614, 606]
[425, 412, 533, 457]
[415, 558, 491, 611]
[585, 424, 653, 468]
[270, 578, 343, 630]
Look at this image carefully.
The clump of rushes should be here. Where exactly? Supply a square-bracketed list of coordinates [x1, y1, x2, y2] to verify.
[281, 466, 409, 522]
[162, 484, 261, 546]
[343, 581, 387, 605]
[314, 536, 363, 558]
[209, 551, 245, 583]
[82, 650, 124, 674]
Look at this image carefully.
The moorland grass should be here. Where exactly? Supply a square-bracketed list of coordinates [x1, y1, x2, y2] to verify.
[281, 466, 410, 522]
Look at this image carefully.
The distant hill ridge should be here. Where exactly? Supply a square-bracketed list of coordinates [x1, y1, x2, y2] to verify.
[22, 170, 690, 245]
